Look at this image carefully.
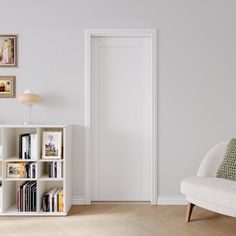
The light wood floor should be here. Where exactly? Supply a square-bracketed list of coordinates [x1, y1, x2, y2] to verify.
[0, 204, 236, 236]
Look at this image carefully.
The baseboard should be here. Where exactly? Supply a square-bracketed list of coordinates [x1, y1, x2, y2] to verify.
[72, 195, 187, 205]
[72, 196, 85, 205]
[157, 195, 187, 205]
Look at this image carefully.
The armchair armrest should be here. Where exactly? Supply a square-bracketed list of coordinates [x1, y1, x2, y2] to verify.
[197, 141, 228, 177]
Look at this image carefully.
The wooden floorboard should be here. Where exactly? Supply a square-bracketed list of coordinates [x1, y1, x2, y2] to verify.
[0, 204, 236, 236]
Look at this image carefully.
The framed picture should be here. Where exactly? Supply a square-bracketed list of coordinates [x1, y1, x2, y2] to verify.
[7, 163, 20, 178]
[42, 131, 62, 159]
[0, 35, 17, 67]
[0, 76, 15, 98]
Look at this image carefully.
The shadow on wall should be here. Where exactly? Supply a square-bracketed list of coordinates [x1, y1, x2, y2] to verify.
[71, 124, 85, 197]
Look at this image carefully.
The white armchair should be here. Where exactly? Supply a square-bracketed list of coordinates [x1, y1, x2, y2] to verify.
[181, 140, 236, 222]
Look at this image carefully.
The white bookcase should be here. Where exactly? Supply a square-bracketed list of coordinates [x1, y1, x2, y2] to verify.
[0, 124, 72, 216]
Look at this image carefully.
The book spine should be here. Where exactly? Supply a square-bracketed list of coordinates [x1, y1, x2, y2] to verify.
[57, 161, 61, 178]
[54, 161, 57, 178]
[27, 135, 30, 159]
[22, 136, 26, 160]
[19, 135, 22, 159]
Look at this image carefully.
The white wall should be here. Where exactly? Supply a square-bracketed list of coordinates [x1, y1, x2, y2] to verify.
[1, 0, 236, 200]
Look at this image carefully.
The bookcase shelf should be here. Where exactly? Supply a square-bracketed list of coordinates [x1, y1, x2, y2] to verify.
[39, 174, 64, 181]
[4, 178, 37, 181]
[4, 158, 37, 162]
[0, 124, 72, 216]
[39, 159, 64, 162]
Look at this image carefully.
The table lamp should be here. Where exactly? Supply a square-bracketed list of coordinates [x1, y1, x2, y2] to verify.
[17, 90, 42, 124]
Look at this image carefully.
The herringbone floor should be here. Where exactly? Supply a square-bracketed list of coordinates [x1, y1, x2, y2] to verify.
[0, 204, 236, 236]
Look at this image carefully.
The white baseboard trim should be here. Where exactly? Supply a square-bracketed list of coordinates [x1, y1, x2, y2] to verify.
[72, 195, 187, 205]
[72, 196, 85, 205]
[157, 195, 187, 205]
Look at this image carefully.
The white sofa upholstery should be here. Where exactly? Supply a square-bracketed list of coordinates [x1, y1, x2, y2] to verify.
[181, 140, 236, 218]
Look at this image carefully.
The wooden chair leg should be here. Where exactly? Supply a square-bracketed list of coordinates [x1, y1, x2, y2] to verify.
[185, 202, 195, 222]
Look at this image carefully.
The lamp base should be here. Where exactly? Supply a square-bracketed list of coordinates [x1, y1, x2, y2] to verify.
[22, 121, 35, 125]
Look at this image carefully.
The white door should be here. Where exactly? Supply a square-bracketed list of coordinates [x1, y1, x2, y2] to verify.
[91, 36, 152, 201]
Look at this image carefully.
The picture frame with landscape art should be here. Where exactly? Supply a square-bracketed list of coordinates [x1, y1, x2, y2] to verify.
[0, 76, 15, 98]
[0, 35, 17, 67]
[7, 163, 20, 178]
[42, 131, 62, 159]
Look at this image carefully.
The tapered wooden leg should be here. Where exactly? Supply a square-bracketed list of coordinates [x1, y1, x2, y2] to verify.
[185, 202, 195, 222]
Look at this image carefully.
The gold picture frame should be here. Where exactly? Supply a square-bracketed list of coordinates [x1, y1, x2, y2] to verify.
[0, 35, 17, 67]
[0, 76, 15, 98]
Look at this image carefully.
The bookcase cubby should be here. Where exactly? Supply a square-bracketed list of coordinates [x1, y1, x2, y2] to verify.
[0, 124, 72, 216]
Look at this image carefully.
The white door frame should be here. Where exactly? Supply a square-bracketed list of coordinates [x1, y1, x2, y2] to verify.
[84, 29, 158, 205]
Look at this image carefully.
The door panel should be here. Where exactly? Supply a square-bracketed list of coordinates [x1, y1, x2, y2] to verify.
[91, 36, 152, 201]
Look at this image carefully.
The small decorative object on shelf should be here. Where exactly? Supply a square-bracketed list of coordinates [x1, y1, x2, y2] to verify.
[42, 131, 62, 159]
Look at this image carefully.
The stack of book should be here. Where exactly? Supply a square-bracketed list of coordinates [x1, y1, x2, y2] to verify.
[7, 162, 36, 178]
[17, 181, 37, 212]
[19, 133, 37, 159]
[42, 188, 63, 212]
[48, 161, 63, 178]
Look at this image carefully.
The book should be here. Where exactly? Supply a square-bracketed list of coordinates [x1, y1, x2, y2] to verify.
[17, 181, 37, 212]
[20, 134, 30, 159]
[19, 133, 37, 160]
[54, 161, 57, 178]
[30, 134, 37, 160]
[58, 189, 63, 212]
[53, 188, 61, 213]
[48, 161, 63, 178]
[57, 161, 62, 178]
[42, 187, 63, 212]
[48, 188, 56, 212]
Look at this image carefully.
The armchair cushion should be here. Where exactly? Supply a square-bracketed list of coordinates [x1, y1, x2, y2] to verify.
[181, 176, 236, 211]
[217, 139, 236, 181]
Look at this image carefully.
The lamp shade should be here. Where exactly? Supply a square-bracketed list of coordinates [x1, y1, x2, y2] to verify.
[17, 90, 42, 104]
